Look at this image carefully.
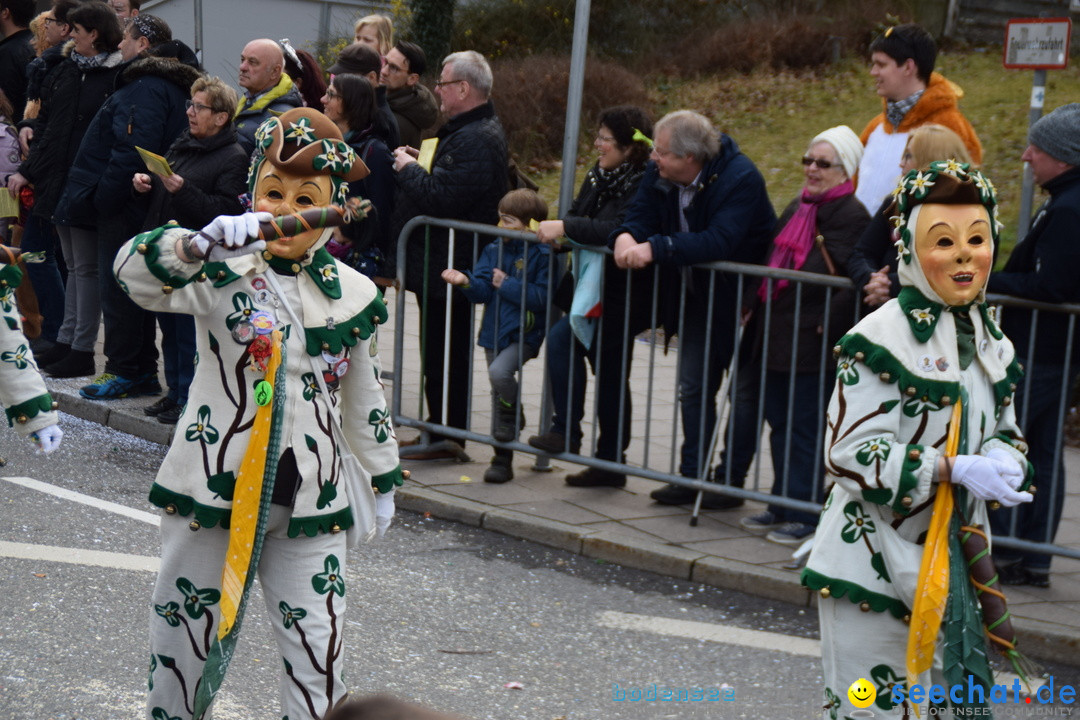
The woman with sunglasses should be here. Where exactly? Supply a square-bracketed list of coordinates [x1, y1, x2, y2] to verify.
[734, 125, 871, 545]
[320, 73, 395, 284]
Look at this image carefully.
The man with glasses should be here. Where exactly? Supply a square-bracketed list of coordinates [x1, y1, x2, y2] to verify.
[854, 23, 981, 213]
[612, 110, 775, 507]
[392, 50, 509, 460]
[380, 40, 438, 150]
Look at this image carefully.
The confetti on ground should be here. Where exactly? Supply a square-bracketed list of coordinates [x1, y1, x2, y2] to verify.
[504, 681, 524, 690]
[459, 476, 471, 482]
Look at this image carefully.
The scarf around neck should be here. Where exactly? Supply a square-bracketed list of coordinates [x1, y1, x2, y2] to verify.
[71, 49, 110, 69]
[758, 179, 853, 302]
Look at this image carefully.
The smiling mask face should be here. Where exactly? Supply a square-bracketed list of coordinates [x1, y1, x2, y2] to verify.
[253, 163, 334, 260]
[914, 203, 993, 307]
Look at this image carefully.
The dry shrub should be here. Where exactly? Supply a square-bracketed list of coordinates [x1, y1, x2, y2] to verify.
[492, 55, 650, 165]
[675, 2, 902, 75]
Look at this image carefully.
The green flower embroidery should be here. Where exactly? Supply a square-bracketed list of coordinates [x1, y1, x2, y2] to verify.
[285, 116, 316, 145]
[368, 407, 391, 443]
[279, 601, 307, 629]
[175, 577, 221, 618]
[318, 264, 338, 285]
[0, 286, 14, 312]
[906, 170, 935, 197]
[909, 307, 934, 326]
[225, 292, 256, 330]
[840, 501, 876, 543]
[301, 372, 321, 401]
[185, 405, 219, 444]
[312, 554, 345, 597]
[837, 358, 859, 385]
[855, 437, 890, 466]
[871, 664, 902, 710]
[151, 708, 181, 720]
[313, 139, 346, 172]
[824, 686, 841, 720]
[903, 395, 940, 417]
[155, 601, 182, 627]
[1, 343, 30, 369]
[148, 654, 157, 691]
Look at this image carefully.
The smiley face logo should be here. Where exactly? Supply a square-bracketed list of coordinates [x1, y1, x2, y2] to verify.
[848, 678, 876, 709]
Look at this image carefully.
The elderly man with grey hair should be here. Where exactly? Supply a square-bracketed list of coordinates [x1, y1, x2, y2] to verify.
[392, 50, 509, 459]
[612, 110, 776, 506]
[233, 38, 302, 154]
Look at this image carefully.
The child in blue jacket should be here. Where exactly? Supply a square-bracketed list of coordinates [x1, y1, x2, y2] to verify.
[442, 189, 550, 483]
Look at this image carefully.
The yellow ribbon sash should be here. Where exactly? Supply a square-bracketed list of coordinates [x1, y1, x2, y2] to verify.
[906, 399, 963, 716]
[217, 329, 282, 639]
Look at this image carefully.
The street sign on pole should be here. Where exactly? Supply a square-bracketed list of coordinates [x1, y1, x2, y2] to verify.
[1004, 18, 1071, 69]
[1004, 17, 1072, 241]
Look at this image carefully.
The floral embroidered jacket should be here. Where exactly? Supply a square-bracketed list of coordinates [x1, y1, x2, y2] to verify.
[114, 224, 402, 539]
[0, 263, 57, 435]
[802, 291, 1030, 619]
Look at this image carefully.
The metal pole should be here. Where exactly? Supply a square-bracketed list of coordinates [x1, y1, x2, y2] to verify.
[557, 0, 591, 216]
[193, 0, 203, 65]
[1018, 68, 1047, 241]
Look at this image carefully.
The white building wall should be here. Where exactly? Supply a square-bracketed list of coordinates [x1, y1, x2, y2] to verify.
[142, 0, 391, 91]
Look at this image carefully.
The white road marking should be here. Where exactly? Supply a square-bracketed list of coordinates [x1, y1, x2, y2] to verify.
[2, 475, 160, 526]
[0, 540, 159, 572]
[597, 610, 821, 657]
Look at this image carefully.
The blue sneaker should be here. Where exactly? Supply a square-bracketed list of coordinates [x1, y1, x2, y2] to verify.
[80, 372, 161, 400]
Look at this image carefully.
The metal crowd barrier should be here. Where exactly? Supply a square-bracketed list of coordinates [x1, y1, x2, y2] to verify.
[391, 216, 1079, 562]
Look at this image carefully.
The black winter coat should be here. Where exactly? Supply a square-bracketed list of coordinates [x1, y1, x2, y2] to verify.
[393, 100, 509, 297]
[989, 165, 1080, 365]
[341, 129, 395, 277]
[0, 29, 33, 123]
[18, 44, 124, 220]
[55, 53, 202, 228]
[754, 193, 869, 373]
[141, 126, 248, 231]
[561, 163, 652, 327]
[847, 196, 901, 300]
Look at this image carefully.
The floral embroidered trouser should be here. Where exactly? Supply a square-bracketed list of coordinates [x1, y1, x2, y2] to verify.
[818, 598, 943, 718]
[148, 506, 348, 720]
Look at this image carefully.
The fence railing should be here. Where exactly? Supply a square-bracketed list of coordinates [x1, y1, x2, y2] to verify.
[391, 216, 1080, 562]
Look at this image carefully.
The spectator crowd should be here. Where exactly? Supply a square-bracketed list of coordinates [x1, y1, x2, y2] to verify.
[1, 5, 1079, 716]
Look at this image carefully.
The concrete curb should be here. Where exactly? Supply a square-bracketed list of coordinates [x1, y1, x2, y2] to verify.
[52, 388, 1080, 667]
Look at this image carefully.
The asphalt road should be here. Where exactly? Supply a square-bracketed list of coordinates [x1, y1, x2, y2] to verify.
[2, 415, 1076, 720]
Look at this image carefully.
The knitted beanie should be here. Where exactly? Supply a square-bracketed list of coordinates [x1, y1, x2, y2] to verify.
[1029, 103, 1080, 166]
[811, 125, 863, 178]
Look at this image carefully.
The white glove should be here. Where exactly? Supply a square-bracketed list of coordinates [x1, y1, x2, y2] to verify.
[375, 489, 395, 538]
[193, 212, 272, 261]
[984, 448, 1025, 491]
[30, 424, 63, 454]
[950, 454, 1032, 507]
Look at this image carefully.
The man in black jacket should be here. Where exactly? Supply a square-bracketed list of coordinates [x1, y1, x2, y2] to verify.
[393, 49, 508, 459]
[987, 103, 1080, 588]
[0, 0, 34, 123]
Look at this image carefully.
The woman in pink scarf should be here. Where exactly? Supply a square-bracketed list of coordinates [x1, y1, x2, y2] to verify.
[736, 126, 872, 545]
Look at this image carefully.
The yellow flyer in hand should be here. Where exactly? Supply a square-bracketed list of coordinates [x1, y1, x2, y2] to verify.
[136, 146, 173, 176]
[417, 138, 438, 173]
[0, 188, 18, 219]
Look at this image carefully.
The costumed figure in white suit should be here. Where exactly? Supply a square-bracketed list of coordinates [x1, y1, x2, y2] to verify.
[115, 107, 402, 720]
[803, 162, 1034, 717]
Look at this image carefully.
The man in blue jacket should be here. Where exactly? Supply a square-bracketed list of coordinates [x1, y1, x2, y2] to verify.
[987, 103, 1080, 588]
[613, 110, 775, 507]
